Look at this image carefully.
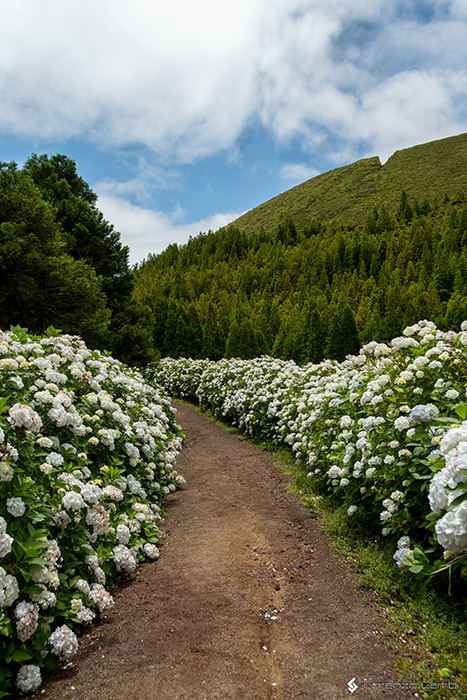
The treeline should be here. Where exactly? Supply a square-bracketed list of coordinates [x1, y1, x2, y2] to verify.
[3, 153, 467, 366]
[0, 155, 155, 364]
[134, 190, 467, 362]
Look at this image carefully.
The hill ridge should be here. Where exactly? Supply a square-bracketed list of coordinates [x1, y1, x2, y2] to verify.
[227, 132, 467, 235]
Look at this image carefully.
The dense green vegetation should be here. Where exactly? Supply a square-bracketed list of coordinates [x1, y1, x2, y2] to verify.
[134, 188, 467, 362]
[2, 134, 467, 366]
[0, 155, 155, 365]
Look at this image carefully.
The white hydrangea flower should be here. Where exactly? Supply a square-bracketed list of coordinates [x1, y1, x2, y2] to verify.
[88, 583, 114, 612]
[6, 497, 26, 517]
[428, 466, 467, 513]
[143, 543, 160, 559]
[435, 501, 467, 554]
[86, 505, 111, 535]
[394, 416, 410, 431]
[76, 606, 96, 624]
[48, 625, 79, 660]
[15, 601, 40, 642]
[0, 516, 13, 558]
[80, 482, 103, 503]
[8, 403, 43, 432]
[75, 578, 91, 596]
[16, 665, 42, 694]
[61, 491, 86, 511]
[116, 524, 131, 545]
[113, 544, 138, 573]
[1, 572, 19, 606]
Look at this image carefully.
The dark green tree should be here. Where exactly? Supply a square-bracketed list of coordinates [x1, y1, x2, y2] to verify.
[324, 304, 360, 360]
[201, 303, 225, 359]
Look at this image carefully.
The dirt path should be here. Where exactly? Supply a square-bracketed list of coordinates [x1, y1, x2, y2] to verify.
[33, 402, 414, 700]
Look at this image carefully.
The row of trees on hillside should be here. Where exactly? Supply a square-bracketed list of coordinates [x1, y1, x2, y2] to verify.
[134, 189, 467, 363]
[0, 155, 154, 364]
[3, 152, 467, 366]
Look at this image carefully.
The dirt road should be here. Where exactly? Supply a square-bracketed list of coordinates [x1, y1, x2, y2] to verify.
[33, 402, 414, 699]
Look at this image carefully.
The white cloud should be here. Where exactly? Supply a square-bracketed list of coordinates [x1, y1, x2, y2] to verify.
[281, 163, 320, 184]
[1, 0, 466, 168]
[357, 69, 467, 162]
[95, 188, 243, 266]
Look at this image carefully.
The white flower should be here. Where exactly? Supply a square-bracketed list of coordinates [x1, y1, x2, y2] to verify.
[0, 461, 13, 482]
[48, 625, 79, 660]
[15, 601, 39, 642]
[39, 462, 53, 475]
[6, 497, 26, 517]
[1, 572, 19, 606]
[435, 501, 467, 554]
[30, 585, 57, 609]
[143, 543, 160, 559]
[428, 466, 467, 513]
[75, 579, 91, 596]
[8, 403, 42, 432]
[446, 389, 460, 400]
[116, 524, 131, 545]
[113, 544, 138, 573]
[340, 415, 353, 429]
[36, 436, 54, 448]
[0, 529, 13, 558]
[80, 482, 103, 503]
[16, 665, 42, 694]
[76, 606, 96, 624]
[86, 505, 110, 535]
[46, 451, 64, 467]
[53, 510, 72, 528]
[394, 416, 410, 431]
[88, 583, 114, 612]
[103, 485, 124, 501]
[347, 505, 357, 516]
[61, 491, 86, 511]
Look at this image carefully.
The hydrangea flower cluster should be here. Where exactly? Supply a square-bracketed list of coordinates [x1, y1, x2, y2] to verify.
[153, 319, 467, 583]
[0, 328, 185, 696]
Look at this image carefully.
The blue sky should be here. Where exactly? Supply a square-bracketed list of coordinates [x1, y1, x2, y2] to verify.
[1, 0, 466, 264]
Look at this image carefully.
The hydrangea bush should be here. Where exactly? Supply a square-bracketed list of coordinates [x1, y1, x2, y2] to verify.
[152, 320, 467, 588]
[0, 327, 185, 697]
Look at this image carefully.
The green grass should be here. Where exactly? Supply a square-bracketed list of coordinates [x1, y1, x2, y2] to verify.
[226, 132, 467, 235]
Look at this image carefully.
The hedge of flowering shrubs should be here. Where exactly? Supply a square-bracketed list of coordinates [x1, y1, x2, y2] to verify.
[0, 328, 185, 697]
[152, 320, 467, 589]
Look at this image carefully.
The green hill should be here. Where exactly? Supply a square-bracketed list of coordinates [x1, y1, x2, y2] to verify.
[228, 132, 467, 235]
[134, 131, 467, 364]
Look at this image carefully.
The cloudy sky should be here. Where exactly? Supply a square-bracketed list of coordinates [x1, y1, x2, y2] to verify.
[1, 0, 466, 264]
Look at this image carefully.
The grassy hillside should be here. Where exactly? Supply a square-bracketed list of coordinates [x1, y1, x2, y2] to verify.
[228, 132, 467, 235]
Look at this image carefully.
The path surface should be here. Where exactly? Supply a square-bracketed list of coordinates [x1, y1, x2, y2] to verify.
[33, 402, 414, 700]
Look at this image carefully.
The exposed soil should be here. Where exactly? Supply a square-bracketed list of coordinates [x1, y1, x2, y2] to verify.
[31, 402, 417, 700]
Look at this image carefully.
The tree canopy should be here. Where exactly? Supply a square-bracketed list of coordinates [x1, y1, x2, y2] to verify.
[133, 190, 467, 363]
[0, 155, 152, 364]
